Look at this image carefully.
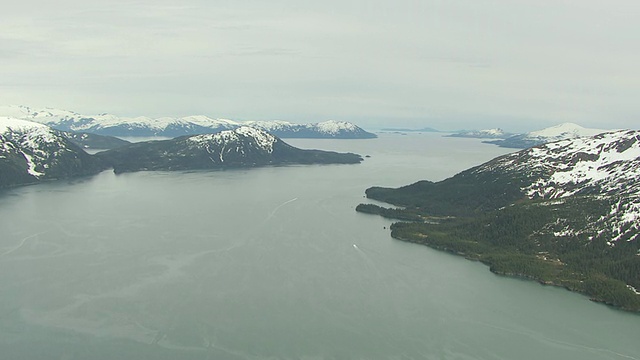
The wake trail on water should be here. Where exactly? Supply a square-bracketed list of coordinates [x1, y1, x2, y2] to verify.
[265, 197, 298, 222]
[201, 197, 303, 264]
[0, 232, 47, 257]
[352, 243, 404, 320]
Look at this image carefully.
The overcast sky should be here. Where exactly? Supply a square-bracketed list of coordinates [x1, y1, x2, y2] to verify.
[2, 0, 639, 131]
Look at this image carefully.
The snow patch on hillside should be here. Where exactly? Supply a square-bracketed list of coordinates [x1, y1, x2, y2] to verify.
[313, 120, 358, 134]
[22, 153, 44, 176]
[179, 116, 239, 128]
[0, 117, 60, 148]
[526, 123, 607, 141]
[188, 126, 277, 153]
[0, 105, 35, 118]
[0, 116, 74, 178]
[478, 129, 640, 245]
[523, 130, 640, 198]
[236, 126, 277, 152]
[0, 116, 50, 134]
[482, 128, 506, 136]
[244, 120, 296, 131]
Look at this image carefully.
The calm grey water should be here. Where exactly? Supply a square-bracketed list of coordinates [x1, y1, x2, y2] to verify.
[1, 133, 638, 360]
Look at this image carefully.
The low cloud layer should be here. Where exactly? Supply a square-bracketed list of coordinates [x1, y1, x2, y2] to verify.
[2, 0, 639, 131]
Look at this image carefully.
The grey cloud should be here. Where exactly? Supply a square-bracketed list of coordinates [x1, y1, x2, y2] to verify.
[2, 0, 640, 132]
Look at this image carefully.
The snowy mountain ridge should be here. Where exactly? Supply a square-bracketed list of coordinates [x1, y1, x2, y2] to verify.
[0, 116, 52, 138]
[447, 128, 513, 139]
[0, 105, 376, 139]
[479, 130, 640, 198]
[313, 120, 359, 134]
[0, 117, 104, 186]
[526, 122, 608, 141]
[188, 126, 278, 155]
[487, 122, 611, 148]
[476, 129, 640, 243]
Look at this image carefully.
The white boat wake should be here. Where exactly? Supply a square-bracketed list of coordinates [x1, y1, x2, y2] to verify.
[266, 197, 298, 220]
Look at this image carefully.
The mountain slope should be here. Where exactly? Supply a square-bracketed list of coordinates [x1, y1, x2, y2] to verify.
[487, 123, 608, 148]
[96, 126, 363, 173]
[0, 117, 105, 188]
[61, 132, 131, 150]
[0, 105, 239, 137]
[244, 119, 377, 138]
[358, 129, 640, 311]
[1, 105, 376, 139]
[305, 120, 377, 138]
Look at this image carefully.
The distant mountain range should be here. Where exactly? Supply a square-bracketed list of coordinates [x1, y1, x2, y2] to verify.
[486, 123, 608, 148]
[446, 128, 514, 139]
[0, 117, 362, 188]
[0, 105, 376, 139]
[358, 129, 640, 311]
[378, 123, 615, 149]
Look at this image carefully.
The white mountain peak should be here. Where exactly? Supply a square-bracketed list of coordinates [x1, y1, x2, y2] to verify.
[528, 122, 607, 139]
[189, 126, 277, 153]
[0, 116, 49, 134]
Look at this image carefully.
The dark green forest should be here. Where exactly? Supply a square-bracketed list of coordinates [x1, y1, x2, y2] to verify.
[358, 179, 640, 312]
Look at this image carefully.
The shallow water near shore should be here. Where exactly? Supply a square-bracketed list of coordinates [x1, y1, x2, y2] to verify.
[1, 133, 639, 359]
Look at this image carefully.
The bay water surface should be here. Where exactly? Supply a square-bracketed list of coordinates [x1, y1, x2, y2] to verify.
[1, 133, 638, 359]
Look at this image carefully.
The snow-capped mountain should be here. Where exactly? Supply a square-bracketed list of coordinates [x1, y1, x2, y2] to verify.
[475, 129, 640, 243]
[243, 120, 298, 133]
[1, 105, 376, 139]
[96, 126, 363, 173]
[447, 128, 513, 139]
[487, 123, 608, 148]
[0, 117, 105, 187]
[485, 130, 640, 198]
[311, 120, 372, 137]
[247, 120, 377, 139]
[526, 122, 608, 142]
[0, 105, 238, 137]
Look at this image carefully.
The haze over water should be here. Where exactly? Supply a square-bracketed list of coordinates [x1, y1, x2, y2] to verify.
[1, 133, 638, 359]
